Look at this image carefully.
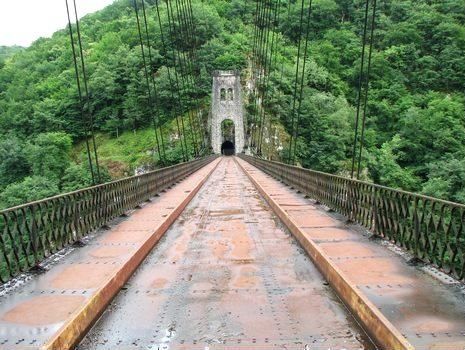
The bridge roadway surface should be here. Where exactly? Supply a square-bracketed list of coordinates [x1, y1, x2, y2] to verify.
[0, 157, 464, 349]
[78, 157, 374, 350]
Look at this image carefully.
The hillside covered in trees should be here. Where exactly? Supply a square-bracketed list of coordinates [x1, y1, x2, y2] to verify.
[0, 46, 23, 68]
[0, 0, 464, 209]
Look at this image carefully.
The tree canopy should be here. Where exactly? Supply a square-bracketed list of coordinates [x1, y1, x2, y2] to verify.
[1, 0, 464, 208]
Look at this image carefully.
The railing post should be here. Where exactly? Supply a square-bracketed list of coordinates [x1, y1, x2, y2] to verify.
[371, 185, 378, 234]
[29, 204, 40, 267]
[346, 179, 356, 223]
[413, 197, 420, 257]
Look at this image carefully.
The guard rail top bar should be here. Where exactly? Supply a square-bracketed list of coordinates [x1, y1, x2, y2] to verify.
[239, 154, 465, 281]
[0, 155, 218, 284]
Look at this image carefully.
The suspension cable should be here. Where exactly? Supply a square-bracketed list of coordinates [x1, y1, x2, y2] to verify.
[269, 0, 291, 158]
[268, 0, 284, 155]
[254, 0, 264, 71]
[186, 0, 206, 149]
[356, 0, 377, 179]
[65, 0, 96, 185]
[291, 0, 313, 164]
[140, 0, 167, 161]
[276, 0, 292, 95]
[287, 0, 306, 163]
[153, 0, 188, 162]
[257, 0, 270, 73]
[251, 0, 261, 75]
[253, 0, 266, 150]
[271, 0, 282, 72]
[176, 0, 198, 133]
[257, 0, 273, 153]
[350, 0, 371, 178]
[133, 0, 163, 163]
[257, 0, 273, 152]
[165, 0, 194, 159]
[72, 0, 101, 182]
[173, 0, 199, 156]
[253, 0, 270, 151]
[258, 0, 280, 156]
[250, 0, 260, 151]
[280, 0, 292, 82]
[183, 0, 208, 152]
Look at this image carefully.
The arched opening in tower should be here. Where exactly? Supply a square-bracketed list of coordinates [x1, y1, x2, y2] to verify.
[221, 119, 235, 156]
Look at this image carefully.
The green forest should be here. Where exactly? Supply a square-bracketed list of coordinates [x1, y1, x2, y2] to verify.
[1, 0, 464, 209]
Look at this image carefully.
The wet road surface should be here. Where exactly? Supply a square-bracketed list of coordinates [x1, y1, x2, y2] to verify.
[79, 157, 376, 350]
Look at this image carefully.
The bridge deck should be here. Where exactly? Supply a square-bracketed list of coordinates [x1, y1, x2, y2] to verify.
[78, 157, 374, 349]
[0, 157, 464, 350]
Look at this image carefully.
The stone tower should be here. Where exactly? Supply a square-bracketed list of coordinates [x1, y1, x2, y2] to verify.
[211, 70, 245, 154]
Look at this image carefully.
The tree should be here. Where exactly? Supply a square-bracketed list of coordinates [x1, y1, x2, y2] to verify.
[399, 93, 465, 178]
[0, 176, 59, 209]
[27, 132, 73, 182]
[368, 135, 420, 190]
[0, 137, 30, 189]
[61, 164, 94, 193]
[422, 155, 465, 203]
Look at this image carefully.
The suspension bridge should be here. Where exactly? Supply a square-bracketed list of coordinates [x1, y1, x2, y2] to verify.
[1, 0, 465, 349]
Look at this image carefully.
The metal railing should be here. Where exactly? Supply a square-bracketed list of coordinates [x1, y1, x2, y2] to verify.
[0, 156, 217, 284]
[239, 155, 465, 281]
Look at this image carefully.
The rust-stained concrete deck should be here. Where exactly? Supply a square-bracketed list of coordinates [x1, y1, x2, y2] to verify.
[78, 157, 375, 350]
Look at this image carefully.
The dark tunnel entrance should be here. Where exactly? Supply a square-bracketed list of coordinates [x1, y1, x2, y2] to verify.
[221, 119, 235, 156]
[221, 141, 235, 156]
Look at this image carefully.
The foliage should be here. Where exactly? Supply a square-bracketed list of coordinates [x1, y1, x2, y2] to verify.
[27, 132, 73, 181]
[1, 0, 465, 206]
[367, 135, 420, 190]
[0, 45, 23, 69]
[0, 176, 59, 208]
[256, 0, 465, 203]
[422, 155, 465, 203]
[0, 137, 30, 189]
[61, 164, 94, 193]
[0, 0, 243, 207]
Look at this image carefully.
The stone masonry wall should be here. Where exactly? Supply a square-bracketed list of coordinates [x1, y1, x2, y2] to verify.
[211, 70, 245, 154]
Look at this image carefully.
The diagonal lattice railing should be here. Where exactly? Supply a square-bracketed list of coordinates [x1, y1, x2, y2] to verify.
[0, 156, 217, 284]
[239, 155, 465, 281]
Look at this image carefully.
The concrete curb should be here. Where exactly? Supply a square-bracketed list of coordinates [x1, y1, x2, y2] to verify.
[42, 158, 221, 350]
[236, 157, 414, 350]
